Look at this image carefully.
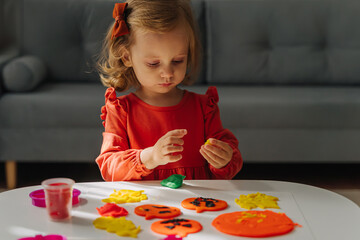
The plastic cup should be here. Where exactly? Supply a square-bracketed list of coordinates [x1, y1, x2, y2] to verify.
[41, 178, 75, 221]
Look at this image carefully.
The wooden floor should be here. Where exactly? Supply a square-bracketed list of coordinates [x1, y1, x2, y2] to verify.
[1, 162, 359, 206]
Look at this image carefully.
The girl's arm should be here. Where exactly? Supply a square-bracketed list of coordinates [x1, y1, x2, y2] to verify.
[97, 129, 187, 181]
[96, 88, 153, 181]
[201, 87, 243, 179]
[200, 129, 243, 179]
[205, 131, 243, 179]
[96, 132, 153, 181]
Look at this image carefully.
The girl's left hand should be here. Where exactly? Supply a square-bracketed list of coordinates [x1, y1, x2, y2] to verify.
[199, 138, 233, 169]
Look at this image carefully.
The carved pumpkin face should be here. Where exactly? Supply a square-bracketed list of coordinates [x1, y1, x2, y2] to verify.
[181, 197, 228, 213]
[134, 204, 181, 220]
[151, 218, 202, 237]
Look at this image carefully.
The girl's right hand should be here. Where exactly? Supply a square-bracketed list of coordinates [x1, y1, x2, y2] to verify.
[140, 129, 187, 170]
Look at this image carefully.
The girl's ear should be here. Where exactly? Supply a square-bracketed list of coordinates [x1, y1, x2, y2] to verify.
[122, 49, 132, 67]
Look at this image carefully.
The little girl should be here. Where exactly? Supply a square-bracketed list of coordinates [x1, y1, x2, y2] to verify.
[96, 0, 243, 181]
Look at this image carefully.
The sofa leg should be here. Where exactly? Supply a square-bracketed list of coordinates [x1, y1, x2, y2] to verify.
[5, 161, 17, 189]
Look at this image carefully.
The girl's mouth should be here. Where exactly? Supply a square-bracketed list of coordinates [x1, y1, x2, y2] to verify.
[159, 83, 172, 87]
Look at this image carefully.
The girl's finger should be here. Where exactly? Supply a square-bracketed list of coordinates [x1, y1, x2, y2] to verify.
[204, 143, 228, 160]
[201, 151, 221, 169]
[209, 138, 232, 151]
[166, 129, 187, 137]
[166, 153, 182, 162]
[167, 137, 185, 145]
[200, 146, 224, 168]
[164, 145, 183, 154]
[199, 146, 211, 162]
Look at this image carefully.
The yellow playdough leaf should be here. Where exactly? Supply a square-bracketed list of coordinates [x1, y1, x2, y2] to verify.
[102, 189, 148, 204]
[235, 192, 280, 210]
[93, 216, 141, 238]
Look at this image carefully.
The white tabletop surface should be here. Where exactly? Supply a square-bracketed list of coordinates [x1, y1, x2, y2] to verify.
[0, 180, 359, 240]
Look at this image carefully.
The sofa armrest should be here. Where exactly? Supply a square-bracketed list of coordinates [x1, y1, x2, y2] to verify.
[0, 46, 20, 95]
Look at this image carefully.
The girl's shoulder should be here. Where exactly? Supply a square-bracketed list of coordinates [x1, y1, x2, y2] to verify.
[204, 86, 219, 103]
[101, 87, 130, 122]
[190, 86, 219, 105]
[186, 86, 219, 116]
[101, 87, 132, 128]
[104, 87, 131, 109]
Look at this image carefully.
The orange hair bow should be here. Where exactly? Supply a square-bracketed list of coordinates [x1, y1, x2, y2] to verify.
[111, 3, 129, 40]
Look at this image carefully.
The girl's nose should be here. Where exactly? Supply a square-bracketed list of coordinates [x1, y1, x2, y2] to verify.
[160, 65, 174, 80]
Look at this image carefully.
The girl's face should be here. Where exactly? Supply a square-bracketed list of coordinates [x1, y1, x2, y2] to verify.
[124, 24, 189, 96]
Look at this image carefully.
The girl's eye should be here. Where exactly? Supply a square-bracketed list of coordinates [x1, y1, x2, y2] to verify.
[147, 62, 159, 67]
[172, 60, 184, 64]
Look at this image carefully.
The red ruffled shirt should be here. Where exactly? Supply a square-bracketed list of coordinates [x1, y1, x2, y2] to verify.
[96, 86, 243, 181]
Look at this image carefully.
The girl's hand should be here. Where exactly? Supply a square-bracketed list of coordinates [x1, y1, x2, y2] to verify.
[141, 129, 187, 170]
[200, 138, 233, 169]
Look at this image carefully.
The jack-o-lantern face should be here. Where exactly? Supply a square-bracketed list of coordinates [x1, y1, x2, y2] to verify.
[151, 218, 202, 237]
[134, 204, 181, 220]
[181, 197, 228, 213]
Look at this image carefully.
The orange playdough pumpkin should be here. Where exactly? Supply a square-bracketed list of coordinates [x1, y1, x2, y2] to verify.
[134, 204, 181, 220]
[181, 197, 227, 213]
[212, 210, 299, 238]
[151, 218, 202, 237]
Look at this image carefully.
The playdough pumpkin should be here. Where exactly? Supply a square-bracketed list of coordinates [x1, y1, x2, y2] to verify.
[151, 218, 202, 237]
[134, 204, 181, 220]
[212, 210, 299, 238]
[181, 197, 227, 213]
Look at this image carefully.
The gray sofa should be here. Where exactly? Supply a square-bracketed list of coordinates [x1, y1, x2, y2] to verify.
[1, 0, 360, 189]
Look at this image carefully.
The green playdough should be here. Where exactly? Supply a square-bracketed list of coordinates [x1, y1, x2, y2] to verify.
[161, 174, 186, 189]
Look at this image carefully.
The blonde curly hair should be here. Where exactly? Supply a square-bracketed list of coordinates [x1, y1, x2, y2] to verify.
[97, 0, 202, 92]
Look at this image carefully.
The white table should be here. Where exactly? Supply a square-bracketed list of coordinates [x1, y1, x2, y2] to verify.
[0, 180, 359, 240]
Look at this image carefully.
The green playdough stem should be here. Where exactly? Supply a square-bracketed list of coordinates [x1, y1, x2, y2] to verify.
[161, 174, 186, 189]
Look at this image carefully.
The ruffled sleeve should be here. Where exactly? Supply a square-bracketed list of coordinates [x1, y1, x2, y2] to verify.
[204, 86, 220, 119]
[96, 88, 153, 181]
[100, 87, 128, 136]
[203, 86, 243, 179]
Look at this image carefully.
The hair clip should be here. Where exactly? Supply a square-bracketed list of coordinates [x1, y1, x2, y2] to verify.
[111, 3, 129, 40]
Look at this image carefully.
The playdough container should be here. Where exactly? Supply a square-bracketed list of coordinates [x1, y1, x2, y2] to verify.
[41, 178, 75, 221]
[18, 234, 67, 240]
[29, 188, 81, 208]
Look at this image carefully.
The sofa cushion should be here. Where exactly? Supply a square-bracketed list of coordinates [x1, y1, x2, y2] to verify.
[3, 55, 47, 92]
[0, 82, 108, 161]
[0, 83, 107, 128]
[3, 84, 358, 129]
[21, 0, 116, 82]
[185, 85, 360, 129]
[205, 0, 360, 85]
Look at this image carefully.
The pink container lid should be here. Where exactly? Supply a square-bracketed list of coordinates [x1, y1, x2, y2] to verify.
[29, 189, 81, 208]
[18, 234, 67, 240]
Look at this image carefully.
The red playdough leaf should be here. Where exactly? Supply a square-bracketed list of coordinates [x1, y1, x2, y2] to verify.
[96, 203, 128, 217]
